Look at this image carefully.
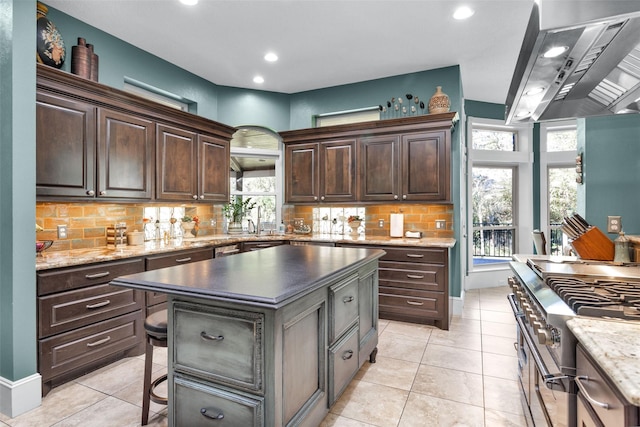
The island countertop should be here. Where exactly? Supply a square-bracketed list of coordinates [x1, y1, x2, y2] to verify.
[110, 244, 385, 308]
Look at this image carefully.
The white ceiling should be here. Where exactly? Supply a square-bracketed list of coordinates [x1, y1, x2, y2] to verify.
[45, 0, 536, 104]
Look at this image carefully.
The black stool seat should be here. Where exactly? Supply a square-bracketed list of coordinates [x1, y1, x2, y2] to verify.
[142, 309, 168, 425]
[144, 309, 168, 339]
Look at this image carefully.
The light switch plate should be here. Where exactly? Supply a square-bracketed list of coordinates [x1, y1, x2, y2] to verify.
[436, 220, 446, 230]
[607, 216, 621, 233]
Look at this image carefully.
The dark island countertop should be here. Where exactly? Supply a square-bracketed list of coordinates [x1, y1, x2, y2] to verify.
[110, 245, 385, 308]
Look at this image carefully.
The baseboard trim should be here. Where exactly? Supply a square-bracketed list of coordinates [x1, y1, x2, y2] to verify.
[0, 373, 41, 418]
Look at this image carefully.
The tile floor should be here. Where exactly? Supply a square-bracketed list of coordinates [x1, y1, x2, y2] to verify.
[0, 286, 526, 427]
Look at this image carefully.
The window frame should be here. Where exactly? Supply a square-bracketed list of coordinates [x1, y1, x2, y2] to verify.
[539, 120, 578, 254]
[466, 117, 533, 272]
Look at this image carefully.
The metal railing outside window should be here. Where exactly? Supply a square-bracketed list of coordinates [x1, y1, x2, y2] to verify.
[472, 224, 516, 260]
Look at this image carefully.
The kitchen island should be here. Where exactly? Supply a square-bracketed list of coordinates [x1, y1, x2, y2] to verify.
[110, 244, 384, 427]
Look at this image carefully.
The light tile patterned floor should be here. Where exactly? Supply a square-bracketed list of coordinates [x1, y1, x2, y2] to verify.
[0, 286, 526, 427]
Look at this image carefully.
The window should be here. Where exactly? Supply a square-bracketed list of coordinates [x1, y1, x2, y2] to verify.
[229, 127, 282, 233]
[467, 117, 533, 270]
[315, 107, 380, 127]
[540, 121, 578, 255]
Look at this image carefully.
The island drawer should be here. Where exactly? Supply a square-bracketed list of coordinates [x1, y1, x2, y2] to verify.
[328, 325, 359, 405]
[38, 284, 143, 338]
[329, 274, 359, 343]
[37, 258, 144, 296]
[173, 375, 263, 427]
[379, 247, 446, 264]
[39, 311, 144, 382]
[174, 302, 264, 392]
[379, 287, 444, 320]
[379, 261, 445, 291]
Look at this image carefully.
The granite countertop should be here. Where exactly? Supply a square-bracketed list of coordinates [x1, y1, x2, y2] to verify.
[36, 233, 456, 271]
[567, 316, 640, 406]
[111, 245, 385, 308]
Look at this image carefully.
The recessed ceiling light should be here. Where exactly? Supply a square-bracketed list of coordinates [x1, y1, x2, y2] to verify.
[453, 6, 474, 20]
[179, 0, 198, 5]
[543, 46, 569, 58]
[253, 76, 264, 84]
[264, 52, 278, 62]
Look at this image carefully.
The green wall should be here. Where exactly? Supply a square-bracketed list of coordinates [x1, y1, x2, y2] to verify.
[582, 114, 640, 235]
[0, 0, 38, 386]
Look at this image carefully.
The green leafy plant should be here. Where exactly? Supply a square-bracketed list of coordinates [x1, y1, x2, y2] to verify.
[222, 196, 257, 222]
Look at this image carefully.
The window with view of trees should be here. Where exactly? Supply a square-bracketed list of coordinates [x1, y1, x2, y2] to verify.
[542, 122, 578, 255]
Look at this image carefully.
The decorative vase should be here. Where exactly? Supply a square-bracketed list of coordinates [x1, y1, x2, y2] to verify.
[181, 221, 196, 238]
[349, 221, 361, 235]
[36, 2, 65, 68]
[71, 37, 92, 79]
[428, 86, 450, 114]
[227, 221, 244, 234]
[87, 43, 99, 82]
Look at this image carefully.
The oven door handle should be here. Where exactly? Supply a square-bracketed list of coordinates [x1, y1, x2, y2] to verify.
[508, 294, 567, 389]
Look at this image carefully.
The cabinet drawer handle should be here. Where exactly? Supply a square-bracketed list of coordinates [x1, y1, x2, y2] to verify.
[99, 190, 107, 196]
[406, 274, 425, 279]
[86, 300, 111, 309]
[343, 296, 354, 303]
[192, 195, 198, 200]
[175, 257, 192, 263]
[575, 376, 610, 409]
[85, 272, 110, 279]
[86, 190, 95, 196]
[200, 408, 224, 420]
[86, 336, 111, 347]
[406, 300, 424, 306]
[200, 332, 224, 341]
[406, 254, 424, 258]
[256, 244, 271, 247]
[342, 350, 354, 360]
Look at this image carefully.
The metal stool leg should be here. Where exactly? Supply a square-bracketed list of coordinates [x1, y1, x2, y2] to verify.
[141, 339, 154, 426]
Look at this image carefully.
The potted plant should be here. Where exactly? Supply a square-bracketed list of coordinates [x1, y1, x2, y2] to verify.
[222, 196, 256, 234]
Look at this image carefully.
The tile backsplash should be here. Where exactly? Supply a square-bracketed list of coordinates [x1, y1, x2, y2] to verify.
[37, 202, 453, 252]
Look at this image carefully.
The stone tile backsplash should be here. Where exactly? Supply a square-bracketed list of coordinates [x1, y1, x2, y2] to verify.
[37, 202, 453, 252]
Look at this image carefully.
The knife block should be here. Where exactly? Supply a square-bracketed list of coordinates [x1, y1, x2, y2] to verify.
[570, 227, 614, 261]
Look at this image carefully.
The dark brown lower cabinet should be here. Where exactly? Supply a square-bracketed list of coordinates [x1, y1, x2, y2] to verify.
[37, 258, 146, 395]
[338, 244, 450, 330]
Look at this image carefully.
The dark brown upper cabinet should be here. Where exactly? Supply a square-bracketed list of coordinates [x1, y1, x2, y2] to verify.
[155, 126, 229, 202]
[97, 108, 154, 199]
[282, 113, 457, 204]
[36, 92, 97, 198]
[36, 64, 234, 202]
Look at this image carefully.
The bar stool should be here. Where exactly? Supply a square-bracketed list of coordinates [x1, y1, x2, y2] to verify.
[142, 309, 168, 425]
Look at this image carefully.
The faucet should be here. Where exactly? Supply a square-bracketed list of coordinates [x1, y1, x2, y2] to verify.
[256, 206, 261, 236]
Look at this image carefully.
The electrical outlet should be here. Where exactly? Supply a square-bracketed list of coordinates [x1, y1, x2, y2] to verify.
[378, 219, 385, 228]
[57, 225, 68, 239]
[607, 216, 622, 233]
[436, 220, 446, 230]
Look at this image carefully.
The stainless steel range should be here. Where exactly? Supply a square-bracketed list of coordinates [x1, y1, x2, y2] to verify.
[508, 257, 640, 427]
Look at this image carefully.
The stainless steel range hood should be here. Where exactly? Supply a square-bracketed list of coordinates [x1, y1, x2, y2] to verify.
[506, 0, 640, 124]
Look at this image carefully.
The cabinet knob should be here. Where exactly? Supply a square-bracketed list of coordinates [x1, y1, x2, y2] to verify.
[402, 195, 407, 199]
[199, 195, 205, 200]
[192, 194, 198, 200]
[321, 196, 325, 201]
[99, 191, 107, 196]
[314, 196, 318, 201]
[394, 195, 398, 200]
[86, 190, 95, 196]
